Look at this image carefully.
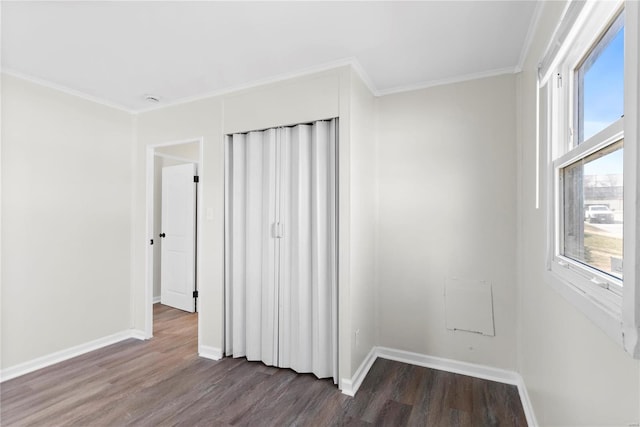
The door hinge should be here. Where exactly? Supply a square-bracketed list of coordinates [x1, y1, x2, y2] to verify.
[159, 233, 166, 238]
[150, 239, 154, 245]
[557, 72, 563, 88]
[193, 290, 199, 298]
[194, 175, 199, 183]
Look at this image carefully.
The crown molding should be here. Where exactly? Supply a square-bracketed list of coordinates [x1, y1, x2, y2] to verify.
[1, 68, 135, 113]
[4, 58, 523, 115]
[348, 58, 379, 96]
[135, 57, 378, 114]
[376, 66, 518, 97]
[516, 1, 546, 72]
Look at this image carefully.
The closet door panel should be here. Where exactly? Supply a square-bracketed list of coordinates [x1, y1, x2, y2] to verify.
[280, 125, 314, 373]
[279, 121, 336, 379]
[228, 130, 278, 363]
[310, 120, 335, 379]
[230, 133, 247, 358]
[278, 127, 292, 369]
[261, 129, 279, 365]
[245, 129, 278, 364]
[328, 120, 338, 384]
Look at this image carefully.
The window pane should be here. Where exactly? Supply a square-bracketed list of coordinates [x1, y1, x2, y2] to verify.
[575, 11, 624, 144]
[562, 140, 623, 280]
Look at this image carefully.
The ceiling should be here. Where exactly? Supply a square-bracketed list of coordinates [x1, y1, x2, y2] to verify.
[1, 1, 539, 112]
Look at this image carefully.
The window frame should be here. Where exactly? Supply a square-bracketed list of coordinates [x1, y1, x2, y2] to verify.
[573, 11, 625, 146]
[544, 0, 640, 357]
[552, 119, 624, 295]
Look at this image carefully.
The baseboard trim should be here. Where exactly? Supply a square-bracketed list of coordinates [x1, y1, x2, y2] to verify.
[376, 346, 517, 385]
[153, 296, 161, 304]
[129, 329, 149, 340]
[199, 345, 223, 361]
[340, 347, 377, 397]
[0, 329, 140, 383]
[514, 374, 538, 427]
[343, 346, 537, 426]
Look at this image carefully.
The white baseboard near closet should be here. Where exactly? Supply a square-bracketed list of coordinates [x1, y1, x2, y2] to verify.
[199, 345, 223, 361]
[343, 346, 537, 426]
[129, 329, 149, 340]
[377, 346, 518, 385]
[153, 296, 161, 304]
[340, 347, 377, 396]
[0, 329, 141, 383]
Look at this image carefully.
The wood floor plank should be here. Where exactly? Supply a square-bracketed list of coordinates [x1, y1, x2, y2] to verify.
[1, 304, 527, 426]
[405, 367, 436, 425]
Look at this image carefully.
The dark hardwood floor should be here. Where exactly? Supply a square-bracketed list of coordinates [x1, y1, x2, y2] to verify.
[1, 304, 526, 426]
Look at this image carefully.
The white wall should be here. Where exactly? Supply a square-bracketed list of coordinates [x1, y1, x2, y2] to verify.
[375, 74, 519, 370]
[349, 71, 377, 371]
[1, 74, 133, 369]
[223, 72, 340, 135]
[517, 2, 640, 425]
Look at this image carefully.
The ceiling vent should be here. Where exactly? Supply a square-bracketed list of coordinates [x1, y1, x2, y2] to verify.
[144, 94, 161, 103]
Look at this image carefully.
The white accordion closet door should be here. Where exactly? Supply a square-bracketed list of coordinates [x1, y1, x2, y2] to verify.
[278, 120, 337, 382]
[226, 129, 279, 366]
[225, 119, 337, 382]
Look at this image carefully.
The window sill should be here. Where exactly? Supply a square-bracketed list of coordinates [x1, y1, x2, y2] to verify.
[544, 269, 624, 348]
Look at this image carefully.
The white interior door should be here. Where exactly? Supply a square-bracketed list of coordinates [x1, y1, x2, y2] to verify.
[161, 163, 197, 312]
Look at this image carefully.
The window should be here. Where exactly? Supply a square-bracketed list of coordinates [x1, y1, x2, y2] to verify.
[561, 140, 623, 281]
[545, 0, 640, 357]
[552, 6, 625, 294]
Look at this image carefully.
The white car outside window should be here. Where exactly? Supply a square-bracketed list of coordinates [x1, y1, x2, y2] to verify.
[585, 205, 615, 223]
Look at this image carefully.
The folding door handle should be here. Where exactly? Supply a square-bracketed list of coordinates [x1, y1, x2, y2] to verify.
[271, 223, 284, 239]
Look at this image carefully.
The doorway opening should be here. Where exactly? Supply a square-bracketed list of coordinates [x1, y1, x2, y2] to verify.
[145, 138, 203, 344]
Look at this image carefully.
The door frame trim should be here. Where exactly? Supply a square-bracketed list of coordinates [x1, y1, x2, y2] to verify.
[144, 137, 204, 342]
